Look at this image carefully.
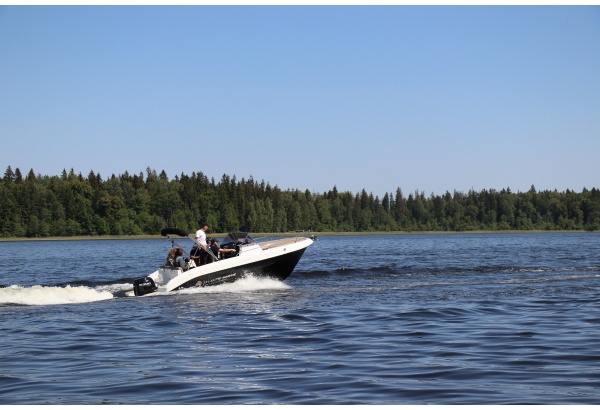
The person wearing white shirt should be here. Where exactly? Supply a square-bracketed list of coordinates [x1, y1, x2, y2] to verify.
[192, 221, 209, 266]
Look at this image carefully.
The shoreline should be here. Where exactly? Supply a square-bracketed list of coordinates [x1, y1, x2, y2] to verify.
[0, 230, 591, 242]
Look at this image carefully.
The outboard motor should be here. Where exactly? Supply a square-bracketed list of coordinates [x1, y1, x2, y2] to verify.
[133, 277, 157, 296]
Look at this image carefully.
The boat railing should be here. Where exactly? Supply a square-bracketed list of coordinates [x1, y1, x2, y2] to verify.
[254, 230, 314, 244]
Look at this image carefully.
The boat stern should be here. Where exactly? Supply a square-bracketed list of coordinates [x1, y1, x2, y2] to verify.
[133, 276, 157, 296]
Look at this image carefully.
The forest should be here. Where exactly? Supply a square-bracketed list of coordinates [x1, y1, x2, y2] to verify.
[1, 165, 599, 238]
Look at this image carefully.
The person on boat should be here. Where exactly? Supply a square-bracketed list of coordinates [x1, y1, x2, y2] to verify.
[192, 221, 210, 266]
[166, 247, 189, 270]
[208, 239, 236, 261]
[204, 237, 219, 263]
[207, 238, 219, 263]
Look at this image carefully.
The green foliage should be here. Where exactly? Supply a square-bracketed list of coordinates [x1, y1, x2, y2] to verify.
[1, 165, 599, 237]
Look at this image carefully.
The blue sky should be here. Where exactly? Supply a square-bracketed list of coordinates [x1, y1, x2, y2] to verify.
[1, 6, 599, 198]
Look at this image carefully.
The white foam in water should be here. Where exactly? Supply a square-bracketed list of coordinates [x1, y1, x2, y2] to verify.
[177, 274, 291, 295]
[0, 285, 114, 306]
[96, 283, 134, 294]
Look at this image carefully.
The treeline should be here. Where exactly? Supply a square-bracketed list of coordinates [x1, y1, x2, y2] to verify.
[1, 165, 599, 238]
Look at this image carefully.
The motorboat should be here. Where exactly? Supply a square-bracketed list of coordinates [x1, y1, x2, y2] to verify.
[132, 228, 314, 296]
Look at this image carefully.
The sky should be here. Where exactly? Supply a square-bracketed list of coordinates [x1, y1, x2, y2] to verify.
[0, 5, 599, 198]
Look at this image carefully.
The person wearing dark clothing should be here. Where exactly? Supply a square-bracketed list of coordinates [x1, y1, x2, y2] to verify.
[166, 247, 190, 271]
[208, 239, 220, 263]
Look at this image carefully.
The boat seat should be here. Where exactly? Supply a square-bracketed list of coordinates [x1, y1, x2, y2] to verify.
[158, 266, 183, 284]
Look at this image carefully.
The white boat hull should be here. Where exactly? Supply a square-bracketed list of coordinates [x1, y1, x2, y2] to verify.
[134, 235, 313, 296]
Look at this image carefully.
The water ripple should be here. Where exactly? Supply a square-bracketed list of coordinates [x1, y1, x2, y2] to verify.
[1, 234, 600, 404]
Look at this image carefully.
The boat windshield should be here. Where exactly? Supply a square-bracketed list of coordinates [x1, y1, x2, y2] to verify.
[221, 232, 255, 246]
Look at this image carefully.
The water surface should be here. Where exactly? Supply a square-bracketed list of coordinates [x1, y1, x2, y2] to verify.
[1, 233, 599, 404]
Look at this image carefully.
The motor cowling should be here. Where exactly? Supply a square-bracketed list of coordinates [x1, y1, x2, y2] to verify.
[133, 277, 157, 296]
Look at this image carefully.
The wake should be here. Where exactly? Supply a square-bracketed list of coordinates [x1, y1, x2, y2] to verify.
[0, 276, 291, 306]
[0, 284, 115, 306]
[175, 274, 291, 295]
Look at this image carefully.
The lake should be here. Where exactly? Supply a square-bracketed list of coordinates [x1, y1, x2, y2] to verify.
[1, 232, 599, 404]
